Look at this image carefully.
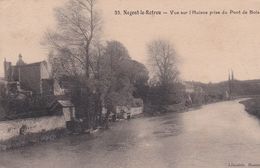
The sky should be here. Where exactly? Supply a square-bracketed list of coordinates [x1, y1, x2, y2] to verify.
[1, 0, 260, 83]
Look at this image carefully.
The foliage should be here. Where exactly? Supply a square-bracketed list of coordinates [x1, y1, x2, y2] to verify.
[47, 39, 149, 128]
[146, 39, 182, 109]
[240, 98, 260, 119]
[148, 83, 185, 106]
[99, 41, 148, 109]
[0, 94, 56, 120]
[43, 0, 149, 128]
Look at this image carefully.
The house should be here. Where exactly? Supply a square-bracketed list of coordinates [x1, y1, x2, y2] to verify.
[115, 98, 144, 119]
[183, 81, 205, 105]
[183, 81, 204, 94]
[3, 55, 53, 95]
[49, 100, 75, 122]
[2, 55, 76, 117]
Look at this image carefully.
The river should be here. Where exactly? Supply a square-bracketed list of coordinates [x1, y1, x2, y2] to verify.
[1, 99, 260, 168]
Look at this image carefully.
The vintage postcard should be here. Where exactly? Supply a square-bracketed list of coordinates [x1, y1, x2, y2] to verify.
[0, 0, 260, 168]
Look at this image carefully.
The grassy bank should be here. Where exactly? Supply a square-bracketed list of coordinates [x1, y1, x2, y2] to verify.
[240, 97, 260, 118]
[143, 102, 203, 116]
[0, 129, 67, 151]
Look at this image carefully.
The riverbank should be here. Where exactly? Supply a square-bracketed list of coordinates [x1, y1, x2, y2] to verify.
[0, 103, 203, 151]
[240, 97, 260, 118]
[0, 129, 67, 151]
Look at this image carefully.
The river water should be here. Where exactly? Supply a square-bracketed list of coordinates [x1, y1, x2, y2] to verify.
[1, 99, 260, 168]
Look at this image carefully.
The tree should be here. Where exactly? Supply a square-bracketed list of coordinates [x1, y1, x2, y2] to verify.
[147, 39, 181, 109]
[44, 0, 101, 79]
[48, 49, 84, 79]
[99, 41, 133, 126]
[95, 41, 148, 127]
[126, 60, 149, 100]
[147, 39, 179, 86]
[42, 0, 102, 130]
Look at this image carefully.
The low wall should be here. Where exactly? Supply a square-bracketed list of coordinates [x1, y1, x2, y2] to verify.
[0, 115, 66, 141]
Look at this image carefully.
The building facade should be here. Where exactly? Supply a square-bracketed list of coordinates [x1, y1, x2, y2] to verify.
[3, 55, 53, 95]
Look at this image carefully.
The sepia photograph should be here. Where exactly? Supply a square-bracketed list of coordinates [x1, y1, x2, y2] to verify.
[1, 0, 260, 167]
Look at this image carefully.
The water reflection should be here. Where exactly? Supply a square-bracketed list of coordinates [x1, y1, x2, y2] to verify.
[153, 114, 183, 138]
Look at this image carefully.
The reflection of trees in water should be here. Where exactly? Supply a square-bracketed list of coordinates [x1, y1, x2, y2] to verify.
[151, 113, 184, 138]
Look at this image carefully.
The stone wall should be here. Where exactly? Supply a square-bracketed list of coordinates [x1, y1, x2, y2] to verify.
[0, 115, 66, 141]
[116, 106, 143, 117]
[130, 107, 143, 116]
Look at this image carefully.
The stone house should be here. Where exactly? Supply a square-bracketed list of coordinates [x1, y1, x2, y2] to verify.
[2, 55, 76, 120]
[3, 55, 53, 95]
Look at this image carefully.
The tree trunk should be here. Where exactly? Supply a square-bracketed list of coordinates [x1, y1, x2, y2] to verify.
[85, 45, 90, 79]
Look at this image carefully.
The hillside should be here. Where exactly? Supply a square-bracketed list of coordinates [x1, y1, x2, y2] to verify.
[186, 79, 260, 97]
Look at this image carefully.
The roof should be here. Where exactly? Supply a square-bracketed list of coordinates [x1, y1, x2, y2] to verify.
[49, 99, 74, 113]
[16, 61, 47, 67]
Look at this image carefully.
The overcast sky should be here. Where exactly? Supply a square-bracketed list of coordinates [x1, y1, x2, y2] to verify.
[1, 0, 260, 82]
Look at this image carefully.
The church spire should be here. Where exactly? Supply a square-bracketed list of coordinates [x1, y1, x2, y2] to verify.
[231, 69, 234, 81]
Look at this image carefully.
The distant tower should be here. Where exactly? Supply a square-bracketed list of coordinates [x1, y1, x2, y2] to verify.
[228, 69, 235, 98]
[228, 69, 235, 97]
[228, 70, 232, 96]
[231, 69, 234, 81]
[228, 70, 231, 82]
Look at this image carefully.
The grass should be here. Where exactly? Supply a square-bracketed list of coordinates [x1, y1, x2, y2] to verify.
[240, 97, 260, 118]
[144, 103, 189, 116]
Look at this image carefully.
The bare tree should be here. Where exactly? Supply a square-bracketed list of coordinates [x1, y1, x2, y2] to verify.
[147, 39, 179, 86]
[44, 0, 101, 79]
[42, 0, 102, 130]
